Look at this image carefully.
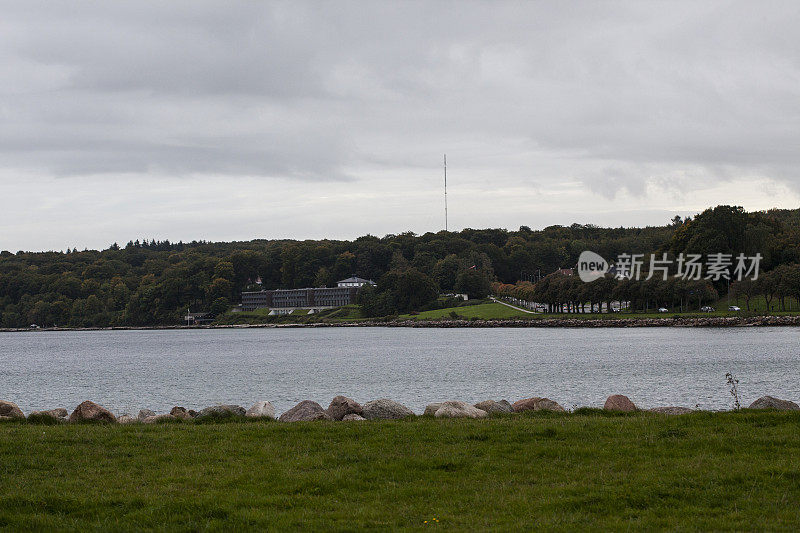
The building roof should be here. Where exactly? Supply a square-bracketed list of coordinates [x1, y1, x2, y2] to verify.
[337, 277, 374, 284]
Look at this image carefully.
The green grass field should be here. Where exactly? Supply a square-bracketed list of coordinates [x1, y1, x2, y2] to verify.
[217, 304, 366, 325]
[216, 294, 800, 325]
[2, 410, 800, 530]
[316, 304, 366, 321]
[401, 300, 800, 321]
[400, 302, 532, 320]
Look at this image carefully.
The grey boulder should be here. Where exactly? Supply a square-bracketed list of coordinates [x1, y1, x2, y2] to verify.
[749, 396, 800, 410]
[423, 403, 443, 416]
[28, 408, 68, 421]
[118, 414, 138, 424]
[362, 399, 415, 420]
[342, 413, 367, 421]
[327, 396, 363, 421]
[196, 404, 246, 419]
[474, 399, 514, 414]
[0, 400, 24, 420]
[278, 400, 331, 422]
[434, 401, 488, 419]
[170, 406, 193, 420]
[138, 409, 156, 421]
[69, 400, 116, 423]
[512, 397, 565, 412]
[246, 401, 276, 419]
[603, 395, 637, 412]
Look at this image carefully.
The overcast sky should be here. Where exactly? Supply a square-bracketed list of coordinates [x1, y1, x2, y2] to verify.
[1, 1, 799, 251]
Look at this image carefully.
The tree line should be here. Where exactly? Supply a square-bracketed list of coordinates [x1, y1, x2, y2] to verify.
[494, 262, 800, 314]
[493, 206, 800, 313]
[1, 205, 799, 326]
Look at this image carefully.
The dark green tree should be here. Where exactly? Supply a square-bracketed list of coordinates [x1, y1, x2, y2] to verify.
[454, 269, 491, 299]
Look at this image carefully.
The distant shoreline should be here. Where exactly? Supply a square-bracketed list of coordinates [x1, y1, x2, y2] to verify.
[3, 314, 799, 333]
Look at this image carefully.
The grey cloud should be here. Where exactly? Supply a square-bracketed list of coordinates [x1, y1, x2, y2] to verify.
[0, 1, 799, 249]
[4, 1, 800, 178]
[583, 165, 649, 199]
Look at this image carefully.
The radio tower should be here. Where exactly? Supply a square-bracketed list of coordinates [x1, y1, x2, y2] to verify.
[444, 154, 448, 232]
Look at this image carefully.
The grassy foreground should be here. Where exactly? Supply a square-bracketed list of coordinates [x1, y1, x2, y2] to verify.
[2, 411, 800, 531]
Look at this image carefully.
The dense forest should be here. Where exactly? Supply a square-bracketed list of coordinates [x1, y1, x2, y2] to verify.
[1, 205, 799, 327]
[495, 206, 800, 314]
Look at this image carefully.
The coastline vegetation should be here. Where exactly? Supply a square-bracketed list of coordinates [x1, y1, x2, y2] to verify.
[210, 298, 800, 327]
[2, 205, 800, 328]
[2, 410, 800, 530]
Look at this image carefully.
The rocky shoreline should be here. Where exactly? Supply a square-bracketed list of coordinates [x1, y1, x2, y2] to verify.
[2, 314, 799, 333]
[2, 394, 799, 424]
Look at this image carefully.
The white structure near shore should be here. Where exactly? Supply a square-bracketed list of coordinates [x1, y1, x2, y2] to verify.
[337, 277, 376, 288]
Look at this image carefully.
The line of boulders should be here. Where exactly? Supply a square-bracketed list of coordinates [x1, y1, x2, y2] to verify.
[6, 314, 800, 334]
[2, 393, 799, 424]
[381, 315, 800, 328]
[211, 315, 800, 329]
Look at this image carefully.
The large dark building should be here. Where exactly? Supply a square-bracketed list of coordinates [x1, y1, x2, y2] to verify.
[241, 277, 375, 312]
[241, 286, 360, 312]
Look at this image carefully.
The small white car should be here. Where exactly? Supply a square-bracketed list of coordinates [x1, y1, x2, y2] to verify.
[658, 307, 669, 313]
[700, 306, 715, 312]
[728, 305, 741, 312]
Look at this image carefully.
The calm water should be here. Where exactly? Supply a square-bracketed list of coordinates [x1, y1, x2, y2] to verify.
[1, 327, 798, 415]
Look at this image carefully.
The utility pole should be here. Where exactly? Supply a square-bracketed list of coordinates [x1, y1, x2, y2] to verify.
[444, 154, 448, 232]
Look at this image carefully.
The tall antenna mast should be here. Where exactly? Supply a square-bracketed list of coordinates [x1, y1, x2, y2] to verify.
[444, 154, 448, 232]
